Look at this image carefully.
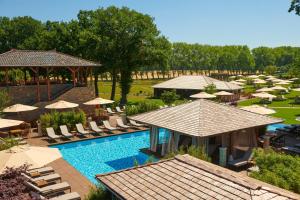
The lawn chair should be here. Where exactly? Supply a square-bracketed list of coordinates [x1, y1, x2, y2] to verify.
[116, 119, 130, 129]
[89, 121, 103, 134]
[59, 125, 73, 138]
[116, 106, 123, 113]
[31, 191, 81, 200]
[46, 128, 61, 141]
[27, 166, 54, 177]
[228, 150, 253, 168]
[106, 108, 115, 114]
[22, 172, 61, 183]
[75, 123, 90, 136]
[26, 181, 71, 197]
[129, 120, 144, 127]
[103, 120, 118, 131]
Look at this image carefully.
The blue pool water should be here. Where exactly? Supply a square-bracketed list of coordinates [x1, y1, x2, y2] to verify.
[51, 130, 168, 184]
[267, 123, 288, 132]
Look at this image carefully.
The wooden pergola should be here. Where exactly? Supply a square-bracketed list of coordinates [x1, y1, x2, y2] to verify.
[0, 49, 101, 102]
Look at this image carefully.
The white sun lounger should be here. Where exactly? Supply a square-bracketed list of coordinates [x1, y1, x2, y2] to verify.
[106, 107, 115, 114]
[103, 120, 118, 131]
[116, 106, 123, 113]
[129, 120, 144, 127]
[22, 172, 61, 183]
[26, 181, 71, 196]
[75, 123, 90, 136]
[46, 128, 62, 140]
[116, 119, 130, 129]
[27, 166, 54, 174]
[89, 121, 103, 133]
[31, 192, 81, 200]
[59, 125, 73, 138]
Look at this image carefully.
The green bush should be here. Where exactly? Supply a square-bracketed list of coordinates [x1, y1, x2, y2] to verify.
[126, 100, 160, 116]
[40, 109, 86, 133]
[160, 90, 179, 105]
[294, 96, 300, 104]
[204, 84, 217, 94]
[163, 145, 211, 162]
[250, 148, 300, 193]
[0, 137, 19, 151]
[84, 186, 110, 200]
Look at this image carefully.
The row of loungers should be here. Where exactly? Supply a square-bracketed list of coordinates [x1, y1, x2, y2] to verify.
[46, 120, 144, 141]
[24, 166, 80, 200]
[106, 106, 125, 115]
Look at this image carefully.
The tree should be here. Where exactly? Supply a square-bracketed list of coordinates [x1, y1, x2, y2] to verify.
[252, 47, 275, 72]
[204, 84, 217, 94]
[160, 90, 179, 105]
[0, 90, 10, 115]
[289, 0, 300, 15]
[264, 65, 277, 75]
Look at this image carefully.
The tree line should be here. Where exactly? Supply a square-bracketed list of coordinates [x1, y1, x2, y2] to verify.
[0, 6, 300, 104]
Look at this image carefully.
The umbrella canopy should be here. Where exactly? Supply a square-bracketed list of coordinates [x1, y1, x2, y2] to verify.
[229, 81, 245, 86]
[275, 81, 290, 85]
[0, 146, 62, 173]
[252, 92, 277, 99]
[45, 100, 79, 109]
[248, 75, 259, 79]
[293, 88, 300, 92]
[214, 91, 234, 96]
[266, 75, 275, 78]
[84, 97, 114, 105]
[240, 105, 276, 115]
[258, 74, 265, 77]
[0, 118, 24, 129]
[271, 86, 287, 91]
[3, 104, 38, 113]
[190, 92, 216, 99]
[254, 79, 267, 84]
[271, 79, 283, 83]
[236, 79, 246, 82]
[256, 87, 275, 92]
[290, 78, 299, 81]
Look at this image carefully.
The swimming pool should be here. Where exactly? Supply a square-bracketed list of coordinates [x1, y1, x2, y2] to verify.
[267, 123, 288, 132]
[51, 129, 167, 184]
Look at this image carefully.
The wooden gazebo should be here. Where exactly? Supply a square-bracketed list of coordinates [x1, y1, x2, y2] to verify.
[0, 49, 101, 102]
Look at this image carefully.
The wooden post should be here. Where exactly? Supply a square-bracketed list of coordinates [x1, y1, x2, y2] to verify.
[29, 67, 40, 102]
[46, 67, 53, 101]
[67, 67, 79, 87]
[5, 67, 8, 87]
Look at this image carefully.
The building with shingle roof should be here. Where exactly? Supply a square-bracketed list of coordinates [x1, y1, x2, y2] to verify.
[97, 154, 299, 200]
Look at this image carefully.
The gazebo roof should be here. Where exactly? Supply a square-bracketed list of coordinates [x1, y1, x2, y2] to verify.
[0, 49, 101, 67]
[97, 154, 299, 200]
[152, 75, 242, 91]
[129, 99, 282, 137]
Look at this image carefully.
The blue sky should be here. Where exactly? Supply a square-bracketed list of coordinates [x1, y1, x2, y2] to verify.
[0, 0, 299, 48]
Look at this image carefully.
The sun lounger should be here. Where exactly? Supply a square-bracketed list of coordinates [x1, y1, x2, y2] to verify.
[106, 108, 115, 114]
[103, 120, 118, 131]
[22, 172, 61, 183]
[31, 192, 81, 200]
[129, 120, 144, 127]
[116, 106, 123, 113]
[89, 121, 103, 134]
[228, 150, 253, 168]
[59, 125, 73, 138]
[27, 166, 54, 177]
[46, 128, 62, 140]
[26, 181, 71, 196]
[116, 119, 130, 129]
[75, 123, 90, 136]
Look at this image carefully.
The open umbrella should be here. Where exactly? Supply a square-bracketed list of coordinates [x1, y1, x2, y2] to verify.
[229, 81, 245, 86]
[271, 86, 288, 91]
[248, 75, 259, 79]
[275, 81, 290, 85]
[0, 145, 61, 173]
[254, 79, 267, 84]
[236, 79, 246, 82]
[240, 105, 276, 115]
[190, 92, 216, 99]
[3, 104, 38, 113]
[214, 91, 234, 96]
[0, 118, 24, 129]
[252, 92, 276, 99]
[290, 78, 299, 81]
[45, 100, 78, 109]
[256, 87, 275, 92]
[84, 97, 114, 105]
[293, 88, 300, 92]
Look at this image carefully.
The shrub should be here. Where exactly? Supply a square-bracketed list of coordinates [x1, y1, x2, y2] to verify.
[163, 145, 211, 162]
[250, 148, 300, 193]
[160, 90, 179, 105]
[294, 96, 300, 104]
[204, 84, 217, 94]
[0, 137, 19, 151]
[126, 100, 160, 116]
[40, 109, 86, 133]
[84, 186, 110, 200]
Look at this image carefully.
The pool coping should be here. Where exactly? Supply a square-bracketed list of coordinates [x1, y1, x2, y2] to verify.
[47, 128, 150, 147]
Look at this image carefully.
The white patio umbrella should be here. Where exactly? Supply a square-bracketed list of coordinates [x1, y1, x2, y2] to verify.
[258, 74, 265, 77]
[275, 81, 290, 85]
[0, 118, 24, 129]
[271, 79, 283, 83]
[214, 91, 234, 96]
[45, 100, 79, 109]
[252, 92, 277, 99]
[293, 88, 300, 92]
[229, 81, 245, 86]
[271, 86, 288, 91]
[290, 78, 299, 81]
[0, 145, 62, 173]
[254, 79, 267, 84]
[84, 97, 114, 105]
[256, 87, 275, 92]
[236, 79, 246, 82]
[3, 104, 38, 113]
[266, 75, 275, 78]
[248, 75, 259, 79]
[190, 92, 216, 99]
[240, 105, 276, 115]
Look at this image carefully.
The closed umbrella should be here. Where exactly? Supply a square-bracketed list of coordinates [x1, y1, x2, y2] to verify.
[190, 92, 216, 99]
[256, 87, 275, 92]
[252, 92, 276, 99]
[240, 105, 276, 115]
[45, 100, 78, 109]
[0, 145, 61, 173]
[214, 91, 234, 96]
[3, 104, 38, 113]
[84, 97, 114, 105]
[0, 118, 24, 129]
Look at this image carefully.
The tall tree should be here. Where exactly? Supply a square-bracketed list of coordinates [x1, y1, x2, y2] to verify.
[289, 0, 300, 15]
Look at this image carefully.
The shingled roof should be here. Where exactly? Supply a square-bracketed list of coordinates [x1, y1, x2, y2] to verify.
[97, 154, 299, 200]
[129, 99, 282, 137]
[152, 75, 242, 91]
[0, 49, 101, 67]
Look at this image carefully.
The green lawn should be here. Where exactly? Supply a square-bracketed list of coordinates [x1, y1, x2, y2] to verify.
[271, 108, 300, 124]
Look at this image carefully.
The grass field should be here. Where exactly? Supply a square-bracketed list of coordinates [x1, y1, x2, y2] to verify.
[98, 79, 165, 103]
[271, 108, 300, 124]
